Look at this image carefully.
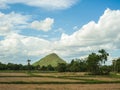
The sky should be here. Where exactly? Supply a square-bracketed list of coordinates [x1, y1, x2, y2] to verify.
[0, 0, 120, 64]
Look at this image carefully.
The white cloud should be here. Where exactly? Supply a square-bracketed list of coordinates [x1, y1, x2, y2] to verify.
[0, 33, 51, 63]
[0, 33, 51, 56]
[51, 8, 120, 59]
[0, 9, 120, 64]
[0, 0, 78, 10]
[61, 9, 120, 47]
[0, 12, 54, 36]
[0, 12, 54, 63]
[0, 0, 9, 9]
[0, 12, 29, 36]
[31, 18, 54, 32]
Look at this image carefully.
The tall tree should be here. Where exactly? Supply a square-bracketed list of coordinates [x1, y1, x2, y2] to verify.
[98, 49, 109, 64]
[27, 59, 31, 71]
[87, 53, 100, 74]
[112, 58, 120, 72]
[86, 49, 109, 75]
[116, 58, 120, 72]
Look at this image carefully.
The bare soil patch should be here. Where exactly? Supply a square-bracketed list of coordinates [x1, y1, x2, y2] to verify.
[33, 72, 86, 77]
[0, 84, 120, 90]
[0, 73, 28, 76]
[0, 77, 81, 82]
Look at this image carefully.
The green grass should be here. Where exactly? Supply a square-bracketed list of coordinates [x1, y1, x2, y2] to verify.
[33, 53, 66, 67]
[0, 80, 120, 84]
[109, 72, 120, 78]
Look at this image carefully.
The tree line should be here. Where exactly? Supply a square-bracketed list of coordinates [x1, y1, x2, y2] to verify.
[0, 49, 120, 75]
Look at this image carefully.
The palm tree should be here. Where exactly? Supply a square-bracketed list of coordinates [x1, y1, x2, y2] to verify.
[27, 59, 31, 66]
[27, 59, 31, 71]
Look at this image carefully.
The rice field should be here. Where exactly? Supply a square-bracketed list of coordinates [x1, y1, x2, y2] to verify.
[0, 77, 80, 83]
[0, 72, 120, 90]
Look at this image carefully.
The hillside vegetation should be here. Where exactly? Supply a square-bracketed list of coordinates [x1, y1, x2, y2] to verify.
[33, 53, 66, 67]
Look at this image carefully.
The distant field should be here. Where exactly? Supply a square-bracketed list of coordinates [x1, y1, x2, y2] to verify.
[0, 71, 120, 90]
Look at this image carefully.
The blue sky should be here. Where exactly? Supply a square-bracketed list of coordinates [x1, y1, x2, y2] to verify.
[0, 0, 120, 64]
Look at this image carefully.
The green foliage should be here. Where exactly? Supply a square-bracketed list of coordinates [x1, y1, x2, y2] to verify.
[99, 65, 111, 75]
[69, 60, 80, 72]
[40, 66, 47, 71]
[47, 65, 55, 71]
[7, 63, 24, 70]
[112, 58, 120, 73]
[86, 49, 109, 75]
[116, 58, 120, 72]
[87, 53, 100, 74]
[98, 49, 109, 63]
[79, 59, 87, 72]
[0, 62, 7, 70]
[67, 59, 87, 72]
[57, 63, 67, 72]
[33, 53, 66, 67]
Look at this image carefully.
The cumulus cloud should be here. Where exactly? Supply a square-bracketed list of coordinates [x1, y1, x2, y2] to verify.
[0, 12, 29, 36]
[0, 12, 54, 63]
[0, 33, 51, 63]
[0, 9, 120, 64]
[0, 12, 54, 36]
[0, 0, 78, 10]
[51, 8, 120, 58]
[31, 18, 54, 31]
[71, 9, 119, 47]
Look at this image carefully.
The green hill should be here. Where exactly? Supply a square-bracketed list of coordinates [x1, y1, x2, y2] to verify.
[33, 53, 66, 67]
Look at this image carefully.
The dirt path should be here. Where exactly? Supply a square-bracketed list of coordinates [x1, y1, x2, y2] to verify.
[0, 84, 120, 90]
